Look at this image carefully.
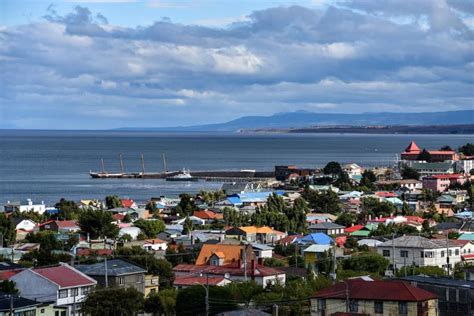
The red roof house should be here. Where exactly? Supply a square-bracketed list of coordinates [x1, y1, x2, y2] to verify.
[193, 210, 224, 221]
[121, 199, 137, 208]
[344, 224, 365, 234]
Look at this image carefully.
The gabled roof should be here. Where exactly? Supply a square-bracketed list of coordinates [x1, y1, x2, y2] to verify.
[193, 210, 224, 220]
[76, 259, 146, 276]
[404, 141, 421, 153]
[38, 220, 79, 229]
[299, 233, 333, 245]
[31, 263, 96, 288]
[378, 235, 458, 249]
[308, 222, 344, 230]
[0, 292, 40, 312]
[144, 238, 167, 244]
[195, 244, 246, 266]
[344, 224, 364, 233]
[313, 279, 437, 302]
[235, 226, 284, 235]
[173, 275, 228, 286]
[121, 199, 135, 208]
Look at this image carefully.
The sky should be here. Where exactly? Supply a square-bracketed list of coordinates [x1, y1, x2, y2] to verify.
[0, 0, 473, 129]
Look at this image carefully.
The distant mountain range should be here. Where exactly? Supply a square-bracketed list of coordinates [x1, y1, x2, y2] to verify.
[118, 110, 474, 132]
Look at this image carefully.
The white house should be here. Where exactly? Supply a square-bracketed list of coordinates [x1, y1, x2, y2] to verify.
[172, 216, 206, 226]
[4, 199, 46, 214]
[143, 238, 168, 251]
[11, 263, 97, 315]
[13, 219, 37, 232]
[377, 235, 462, 273]
[252, 243, 273, 259]
[119, 226, 142, 240]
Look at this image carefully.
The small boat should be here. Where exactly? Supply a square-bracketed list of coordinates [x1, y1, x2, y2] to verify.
[166, 169, 198, 182]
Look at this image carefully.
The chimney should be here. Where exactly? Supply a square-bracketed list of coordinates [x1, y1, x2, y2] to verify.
[368, 214, 372, 221]
[257, 257, 264, 265]
[251, 259, 256, 279]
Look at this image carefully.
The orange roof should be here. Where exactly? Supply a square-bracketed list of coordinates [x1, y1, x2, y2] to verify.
[428, 151, 456, 155]
[195, 244, 244, 266]
[405, 141, 421, 153]
[238, 226, 283, 234]
[145, 238, 167, 244]
[193, 210, 224, 220]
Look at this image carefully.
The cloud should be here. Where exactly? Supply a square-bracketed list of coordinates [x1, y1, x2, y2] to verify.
[1, 3, 473, 129]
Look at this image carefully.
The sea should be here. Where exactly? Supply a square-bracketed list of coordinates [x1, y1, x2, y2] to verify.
[1, 130, 472, 205]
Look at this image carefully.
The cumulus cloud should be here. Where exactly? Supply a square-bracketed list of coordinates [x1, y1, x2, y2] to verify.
[0, 2, 473, 129]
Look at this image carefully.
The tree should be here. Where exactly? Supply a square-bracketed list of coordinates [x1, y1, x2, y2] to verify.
[175, 194, 196, 216]
[0, 280, 18, 294]
[133, 219, 165, 238]
[440, 145, 453, 151]
[459, 143, 474, 156]
[397, 266, 446, 278]
[82, 287, 144, 316]
[25, 231, 63, 251]
[105, 195, 122, 209]
[144, 289, 177, 316]
[79, 209, 119, 239]
[323, 161, 343, 178]
[359, 170, 377, 189]
[335, 212, 355, 227]
[145, 201, 158, 214]
[417, 149, 432, 162]
[302, 188, 341, 214]
[227, 281, 263, 307]
[0, 214, 16, 246]
[344, 237, 358, 249]
[182, 217, 194, 235]
[401, 166, 420, 180]
[263, 257, 285, 267]
[342, 252, 389, 275]
[176, 285, 236, 315]
[55, 198, 80, 220]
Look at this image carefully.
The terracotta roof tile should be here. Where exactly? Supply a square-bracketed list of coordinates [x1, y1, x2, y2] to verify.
[195, 244, 244, 265]
[32, 264, 96, 288]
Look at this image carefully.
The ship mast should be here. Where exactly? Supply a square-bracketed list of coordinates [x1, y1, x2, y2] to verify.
[119, 153, 124, 174]
[100, 158, 105, 174]
[140, 154, 145, 175]
[162, 153, 167, 176]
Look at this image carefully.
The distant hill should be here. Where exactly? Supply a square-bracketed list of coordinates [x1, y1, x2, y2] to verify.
[117, 110, 474, 132]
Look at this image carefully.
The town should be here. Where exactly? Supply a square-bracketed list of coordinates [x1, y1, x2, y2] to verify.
[1, 141, 473, 316]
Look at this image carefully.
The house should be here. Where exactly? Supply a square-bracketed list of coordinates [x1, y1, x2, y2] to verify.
[275, 234, 301, 246]
[0, 262, 24, 281]
[3, 199, 46, 214]
[377, 235, 462, 272]
[193, 210, 224, 223]
[409, 162, 456, 177]
[303, 244, 333, 268]
[76, 259, 149, 294]
[251, 244, 273, 259]
[173, 262, 285, 288]
[307, 222, 345, 235]
[0, 292, 42, 316]
[357, 238, 383, 248]
[12, 219, 36, 232]
[400, 275, 474, 316]
[11, 263, 97, 315]
[297, 233, 333, 246]
[401, 141, 458, 162]
[344, 224, 365, 235]
[144, 274, 160, 296]
[119, 226, 141, 240]
[121, 199, 137, 209]
[143, 238, 168, 251]
[38, 220, 80, 233]
[310, 278, 438, 316]
[423, 174, 467, 192]
[195, 243, 255, 266]
[173, 275, 231, 289]
[343, 163, 363, 177]
[376, 179, 423, 191]
[305, 213, 337, 224]
[225, 226, 286, 244]
[220, 182, 262, 195]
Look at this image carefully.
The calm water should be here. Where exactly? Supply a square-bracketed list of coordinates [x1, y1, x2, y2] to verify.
[1, 130, 472, 204]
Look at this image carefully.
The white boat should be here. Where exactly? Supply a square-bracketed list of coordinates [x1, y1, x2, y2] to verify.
[166, 169, 198, 182]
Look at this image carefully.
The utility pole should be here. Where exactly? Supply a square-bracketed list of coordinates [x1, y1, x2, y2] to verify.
[392, 233, 396, 277]
[331, 241, 337, 282]
[243, 245, 248, 281]
[9, 295, 13, 316]
[295, 243, 298, 268]
[205, 273, 209, 316]
[104, 257, 108, 288]
[272, 304, 278, 316]
[446, 233, 450, 277]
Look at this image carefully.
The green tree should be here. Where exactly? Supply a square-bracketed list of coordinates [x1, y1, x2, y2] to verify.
[144, 289, 177, 316]
[0, 280, 18, 294]
[439, 145, 453, 151]
[360, 170, 377, 189]
[397, 266, 446, 277]
[226, 281, 263, 307]
[55, 198, 80, 220]
[79, 209, 119, 239]
[342, 252, 389, 275]
[323, 161, 343, 178]
[302, 189, 341, 214]
[145, 201, 158, 214]
[401, 166, 420, 180]
[459, 143, 474, 156]
[263, 257, 285, 267]
[0, 214, 16, 246]
[182, 217, 194, 235]
[25, 231, 63, 251]
[335, 212, 355, 227]
[82, 287, 144, 316]
[105, 195, 122, 209]
[176, 285, 236, 315]
[417, 149, 432, 162]
[175, 194, 196, 216]
[133, 219, 165, 238]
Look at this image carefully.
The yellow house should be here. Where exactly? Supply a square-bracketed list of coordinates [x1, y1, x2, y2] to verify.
[144, 274, 159, 296]
[311, 279, 438, 316]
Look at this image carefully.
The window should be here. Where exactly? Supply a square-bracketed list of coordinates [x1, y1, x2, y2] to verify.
[400, 250, 409, 258]
[374, 301, 383, 314]
[349, 300, 359, 313]
[82, 287, 91, 295]
[383, 250, 390, 257]
[420, 251, 424, 258]
[58, 289, 68, 298]
[441, 251, 445, 257]
[424, 251, 433, 258]
[150, 288, 156, 294]
[399, 302, 408, 315]
[136, 274, 142, 283]
[448, 250, 452, 256]
[455, 249, 459, 255]
[41, 309, 45, 314]
[318, 299, 326, 310]
[71, 288, 78, 297]
[118, 277, 125, 285]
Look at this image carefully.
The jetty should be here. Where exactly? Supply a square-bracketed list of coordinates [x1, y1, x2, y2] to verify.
[89, 154, 274, 182]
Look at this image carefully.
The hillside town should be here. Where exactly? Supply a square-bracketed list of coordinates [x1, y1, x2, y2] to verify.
[1, 141, 473, 316]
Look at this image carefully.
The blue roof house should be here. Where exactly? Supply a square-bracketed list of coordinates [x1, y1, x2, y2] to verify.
[297, 233, 333, 246]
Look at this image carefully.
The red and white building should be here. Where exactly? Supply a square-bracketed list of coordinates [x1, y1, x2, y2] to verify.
[401, 141, 459, 162]
[422, 174, 467, 192]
